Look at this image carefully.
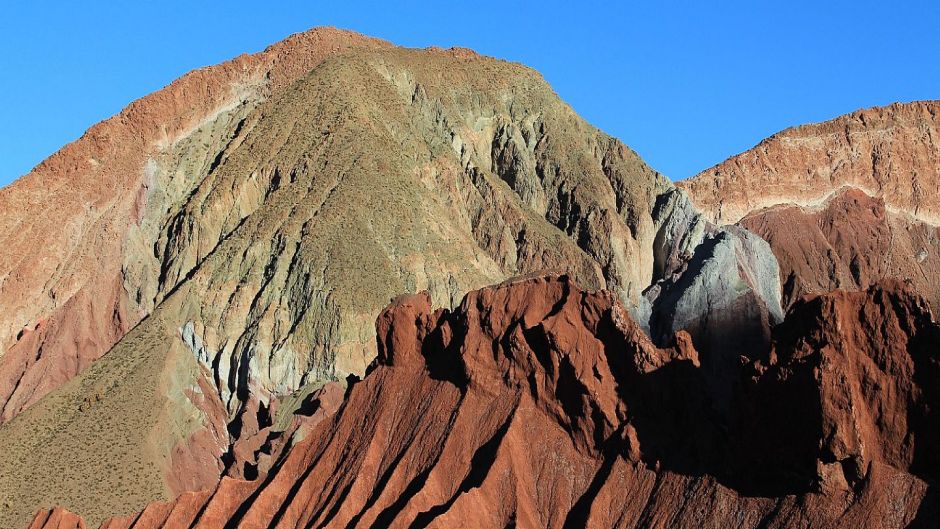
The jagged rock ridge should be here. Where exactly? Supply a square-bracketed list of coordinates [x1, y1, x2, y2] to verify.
[27, 275, 940, 529]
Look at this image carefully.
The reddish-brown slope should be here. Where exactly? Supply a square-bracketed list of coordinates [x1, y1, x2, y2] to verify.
[30, 275, 940, 529]
[679, 101, 940, 225]
[0, 28, 391, 423]
[739, 187, 940, 309]
[680, 101, 940, 312]
[737, 280, 940, 498]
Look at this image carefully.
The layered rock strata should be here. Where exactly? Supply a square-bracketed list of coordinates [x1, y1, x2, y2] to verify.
[680, 101, 940, 225]
[680, 101, 940, 311]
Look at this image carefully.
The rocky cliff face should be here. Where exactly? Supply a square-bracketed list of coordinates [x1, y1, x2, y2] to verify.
[680, 101, 940, 312]
[0, 29, 784, 528]
[27, 275, 939, 529]
[738, 279, 940, 498]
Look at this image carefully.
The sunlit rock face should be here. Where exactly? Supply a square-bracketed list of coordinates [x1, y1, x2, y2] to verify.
[0, 29, 788, 528]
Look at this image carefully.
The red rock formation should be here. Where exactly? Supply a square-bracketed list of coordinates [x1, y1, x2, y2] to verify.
[737, 280, 940, 497]
[27, 275, 940, 528]
[26, 508, 85, 529]
[739, 187, 940, 310]
[679, 101, 940, 226]
[680, 101, 940, 313]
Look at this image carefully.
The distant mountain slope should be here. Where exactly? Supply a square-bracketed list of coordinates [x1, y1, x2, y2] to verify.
[738, 187, 940, 309]
[0, 29, 782, 527]
[680, 101, 940, 309]
[680, 101, 940, 225]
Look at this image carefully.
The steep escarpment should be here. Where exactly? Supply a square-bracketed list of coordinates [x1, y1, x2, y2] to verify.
[681, 101, 940, 311]
[738, 280, 940, 497]
[29, 275, 939, 529]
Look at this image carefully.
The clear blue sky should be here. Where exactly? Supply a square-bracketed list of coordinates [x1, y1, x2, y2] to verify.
[1, 1, 939, 186]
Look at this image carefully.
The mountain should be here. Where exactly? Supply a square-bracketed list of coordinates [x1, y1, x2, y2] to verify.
[679, 101, 940, 309]
[9, 27, 938, 529]
[0, 29, 783, 527]
[0, 28, 391, 424]
[27, 275, 940, 528]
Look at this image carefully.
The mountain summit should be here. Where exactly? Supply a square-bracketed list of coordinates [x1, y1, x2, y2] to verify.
[3, 28, 938, 529]
[0, 28, 781, 527]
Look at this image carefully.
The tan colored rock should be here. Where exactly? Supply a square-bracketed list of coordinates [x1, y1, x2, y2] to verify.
[0, 28, 392, 424]
[0, 27, 676, 434]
